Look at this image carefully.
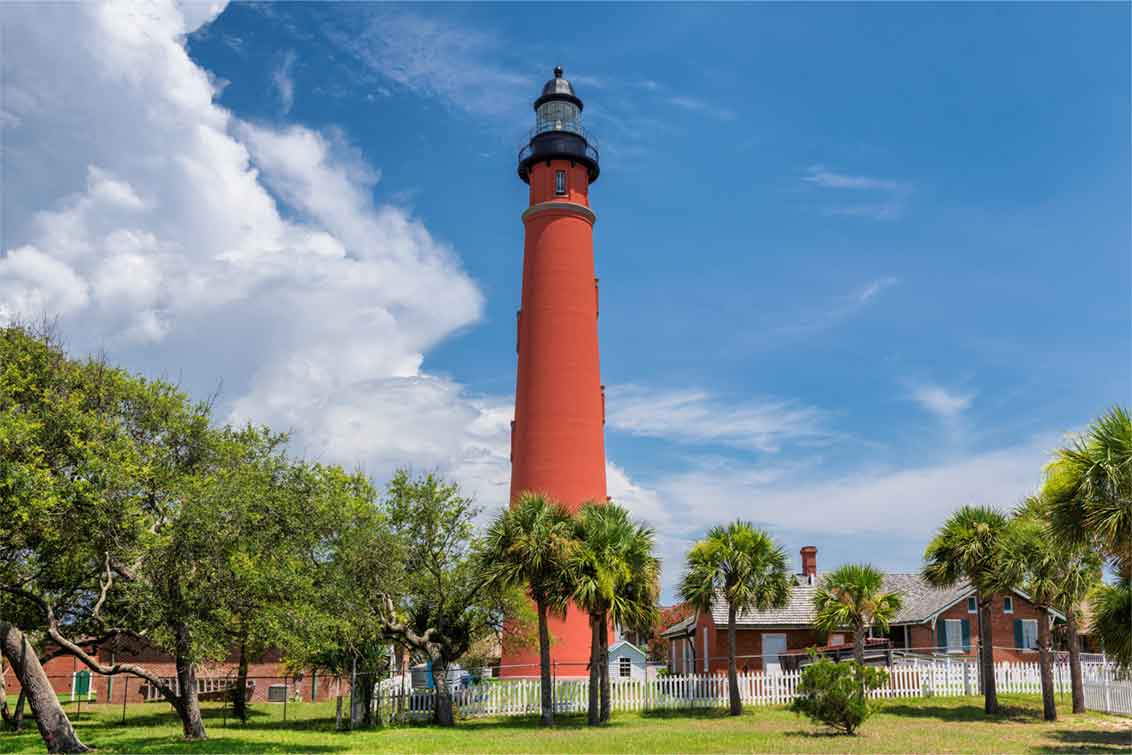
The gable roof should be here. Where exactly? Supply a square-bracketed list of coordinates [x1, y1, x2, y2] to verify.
[608, 640, 646, 658]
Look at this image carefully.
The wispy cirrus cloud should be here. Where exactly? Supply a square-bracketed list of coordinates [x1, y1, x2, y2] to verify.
[606, 385, 828, 453]
[856, 276, 899, 304]
[273, 50, 296, 113]
[803, 165, 913, 221]
[910, 384, 975, 419]
[319, 8, 533, 119]
[665, 94, 735, 121]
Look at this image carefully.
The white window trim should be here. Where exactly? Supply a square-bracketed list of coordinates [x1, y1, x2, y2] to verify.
[618, 656, 632, 678]
[967, 596, 978, 614]
[1003, 596, 1014, 614]
[554, 170, 567, 196]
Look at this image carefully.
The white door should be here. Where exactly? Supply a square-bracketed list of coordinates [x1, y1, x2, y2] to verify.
[762, 633, 787, 674]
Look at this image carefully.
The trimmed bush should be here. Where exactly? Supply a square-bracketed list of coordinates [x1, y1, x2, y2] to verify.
[789, 658, 888, 735]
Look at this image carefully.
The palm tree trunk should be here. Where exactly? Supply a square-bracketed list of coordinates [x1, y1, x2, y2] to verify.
[599, 616, 611, 723]
[1037, 612, 1056, 721]
[977, 594, 998, 714]
[537, 600, 554, 727]
[728, 603, 741, 716]
[853, 622, 866, 666]
[1066, 607, 1085, 714]
[587, 613, 600, 726]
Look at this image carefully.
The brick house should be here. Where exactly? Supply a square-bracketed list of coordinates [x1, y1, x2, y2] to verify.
[2, 636, 342, 705]
[662, 546, 1063, 674]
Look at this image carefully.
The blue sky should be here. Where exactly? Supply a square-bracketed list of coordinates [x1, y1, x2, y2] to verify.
[2, 2, 1128, 600]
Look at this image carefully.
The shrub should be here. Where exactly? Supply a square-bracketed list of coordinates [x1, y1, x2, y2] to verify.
[789, 658, 888, 735]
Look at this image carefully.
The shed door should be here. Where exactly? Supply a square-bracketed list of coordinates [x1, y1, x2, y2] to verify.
[762, 633, 787, 673]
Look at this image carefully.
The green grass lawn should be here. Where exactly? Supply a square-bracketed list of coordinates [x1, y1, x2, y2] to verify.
[0, 694, 1127, 754]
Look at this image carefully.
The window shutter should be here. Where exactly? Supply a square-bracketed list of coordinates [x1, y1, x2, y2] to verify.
[1013, 619, 1024, 649]
[937, 620, 947, 651]
[961, 619, 971, 651]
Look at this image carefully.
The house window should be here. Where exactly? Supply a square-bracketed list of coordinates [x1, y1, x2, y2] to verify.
[1003, 596, 1014, 614]
[683, 639, 693, 674]
[1016, 619, 1039, 650]
[619, 656, 631, 678]
[967, 596, 977, 613]
[554, 170, 567, 195]
[944, 619, 964, 653]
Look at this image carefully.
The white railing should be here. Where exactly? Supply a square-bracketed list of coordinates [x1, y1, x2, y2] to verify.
[374, 659, 1124, 720]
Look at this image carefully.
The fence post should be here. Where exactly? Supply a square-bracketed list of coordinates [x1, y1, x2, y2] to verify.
[1103, 674, 1112, 713]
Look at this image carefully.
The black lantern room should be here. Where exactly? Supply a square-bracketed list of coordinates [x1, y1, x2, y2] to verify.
[518, 66, 600, 184]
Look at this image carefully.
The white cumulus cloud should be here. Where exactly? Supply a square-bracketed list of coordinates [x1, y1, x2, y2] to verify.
[0, 1, 506, 504]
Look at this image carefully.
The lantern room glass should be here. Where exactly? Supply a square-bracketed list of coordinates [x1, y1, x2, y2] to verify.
[536, 100, 581, 135]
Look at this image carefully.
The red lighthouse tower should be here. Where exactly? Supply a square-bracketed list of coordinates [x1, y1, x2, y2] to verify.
[502, 67, 606, 677]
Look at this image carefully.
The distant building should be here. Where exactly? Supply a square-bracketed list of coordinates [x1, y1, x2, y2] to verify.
[608, 640, 647, 682]
[662, 545, 1065, 674]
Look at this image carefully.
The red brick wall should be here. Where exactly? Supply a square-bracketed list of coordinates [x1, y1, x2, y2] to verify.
[706, 627, 821, 673]
[3, 643, 340, 704]
[898, 591, 1052, 662]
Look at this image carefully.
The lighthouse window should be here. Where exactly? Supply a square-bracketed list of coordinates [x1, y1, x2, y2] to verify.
[555, 170, 567, 196]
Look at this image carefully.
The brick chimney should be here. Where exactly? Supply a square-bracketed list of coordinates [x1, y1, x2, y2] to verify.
[800, 546, 818, 580]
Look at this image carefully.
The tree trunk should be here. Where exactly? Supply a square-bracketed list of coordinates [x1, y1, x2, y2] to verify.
[853, 622, 866, 666]
[1037, 612, 1057, 721]
[537, 600, 553, 726]
[0, 622, 90, 753]
[1, 654, 28, 732]
[173, 626, 207, 740]
[599, 615, 611, 723]
[335, 683, 344, 731]
[1066, 607, 1085, 714]
[360, 666, 376, 728]
[727, 603, 741, 716]
[12, 689, 27, 732]
[431, 656, 455, 727]
[977, 595, 998, 714]
[587, 612, 600, 726]
[233, 631, 249, 723]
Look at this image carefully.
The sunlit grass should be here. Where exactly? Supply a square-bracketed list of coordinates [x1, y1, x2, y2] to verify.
[0, 694, 1127, 753]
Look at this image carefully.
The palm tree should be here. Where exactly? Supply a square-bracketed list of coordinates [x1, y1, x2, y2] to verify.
[570, 502, 659, 725]
[922, 506, 1011, 714]
[1044, 406, 1131, 572]
[813, 564, 903, 667]
[481, 492, 577, 726]
[1007, 496, 1103, 715]
[1091, 577, 1132, 671]
[1043, 406, 1131, 670]
[1000, 503, 1067, 721]
[679, 521, 791, 716]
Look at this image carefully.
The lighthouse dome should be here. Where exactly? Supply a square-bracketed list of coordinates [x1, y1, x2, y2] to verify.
[534, 66, 583, 111]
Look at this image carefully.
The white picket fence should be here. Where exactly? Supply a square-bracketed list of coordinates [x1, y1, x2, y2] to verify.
[376, 659, 1124, 720]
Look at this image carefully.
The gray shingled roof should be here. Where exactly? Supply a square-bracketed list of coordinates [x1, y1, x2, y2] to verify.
[883, 573, 972, 624]
[688, 573, 977, 629]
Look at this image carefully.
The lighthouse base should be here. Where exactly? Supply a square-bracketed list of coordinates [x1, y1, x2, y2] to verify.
[499, 603, 604, 678]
